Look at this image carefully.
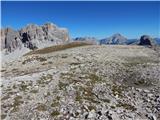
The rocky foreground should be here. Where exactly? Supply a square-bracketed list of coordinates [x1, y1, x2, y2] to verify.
[1, 45, 160, 120]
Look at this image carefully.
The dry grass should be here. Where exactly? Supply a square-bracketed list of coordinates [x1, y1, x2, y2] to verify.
[24, 42, 93, 56]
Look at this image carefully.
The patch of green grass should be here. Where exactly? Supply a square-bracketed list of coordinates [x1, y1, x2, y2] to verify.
[11, 106, 19, 113]
[110, 105, 116, 109]
[58, 81, 68, 90]
[1, 114, 6, 119]
[101, 98, 110, 103]
[2, 91, 16, 100]
[134, 79, 152, 87]
[26, 95, 32, 100]
[116, 102, 137, 111]
[47, 92, 51, 96]
[1, 94, 10, 101]
[13, 96, 23, 106]
[12, 68, 18, 71]
[123, 69, 153, 88]
[19, 84, 29, 92]
[50, 110, 60, 117]
[75, 112, 79, 116]
[22, 56, 47, 64]
[88, 73, 102, 84]
[88, 105, 96, 111]
[70, 62, 81, 66]
[75, 92, 83, 102]
[60, 72, 74, 79]
[83, 87, 100, 103]
[51, 101, 59, 107]
[51, 96, 60, 107]
[25, 42, 93, 55]
[48, 61, 53, 64]
[75, 86, 99, 103]
[56, 96, 61, 101]
[40, 74, 52, 80]
[112, 85, 126, 98]
[38, 74, 53, 84]
[6, 88, 12, 92]
[11, 95, 23, 113]
[30, 89, 38, 93]
[61, 54, 68, 58]
[1, 69, 6, 72]
[84, 96, 99, 104]
[36, 103, 47, 111]
[134, 80, 145, 85]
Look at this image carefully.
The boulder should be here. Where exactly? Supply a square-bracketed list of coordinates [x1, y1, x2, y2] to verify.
[139, 35, 153, 46]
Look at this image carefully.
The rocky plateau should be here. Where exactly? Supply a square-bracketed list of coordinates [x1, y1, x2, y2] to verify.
[1, 44, 160, 120]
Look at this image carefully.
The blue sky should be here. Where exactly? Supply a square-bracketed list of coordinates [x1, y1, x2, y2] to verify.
[1, 1, 160, 39]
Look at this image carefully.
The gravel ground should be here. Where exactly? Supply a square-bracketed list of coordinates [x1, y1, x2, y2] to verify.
[1, 45, 160, 120]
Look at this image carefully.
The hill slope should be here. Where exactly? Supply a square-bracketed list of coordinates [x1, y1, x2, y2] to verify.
[1, 45, 160, 120]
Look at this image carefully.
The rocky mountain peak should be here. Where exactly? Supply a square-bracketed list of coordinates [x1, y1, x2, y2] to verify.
[110, 33, 127, 40]
[100, 33, 127, 45]
[43, 22, 57, 30]
[1, 22, 70, 53]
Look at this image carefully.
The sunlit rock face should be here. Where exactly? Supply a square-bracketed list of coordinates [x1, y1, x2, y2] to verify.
[42, 23, 69, 42]
[100, 33, 127, 45]
[1, 28, 22, 52]
[1, 22, 70, 53]
[19, 23, 70, 49]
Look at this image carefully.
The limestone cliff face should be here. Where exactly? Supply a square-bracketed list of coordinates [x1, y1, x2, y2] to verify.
[1, 23, 70, 53]
[42, 23, 69, 42]
[1, 28, 22, 52]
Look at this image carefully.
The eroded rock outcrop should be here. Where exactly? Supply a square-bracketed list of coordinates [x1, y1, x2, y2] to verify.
[1, 23, 70, 53]
[139, 35, 153, 46]
[1, 28, 22, 52]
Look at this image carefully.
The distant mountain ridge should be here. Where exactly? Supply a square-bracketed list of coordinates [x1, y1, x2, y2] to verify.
[73, 37, 97, 44]
[154, 38, 160, 44]
[99, 34, 160, 45]
[2, 23, 159, 54]
[1, 22, 160, 64]
[100, 33, 128, 45]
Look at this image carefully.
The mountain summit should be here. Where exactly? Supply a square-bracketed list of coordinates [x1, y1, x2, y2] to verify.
[100, 33, 127, 45]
